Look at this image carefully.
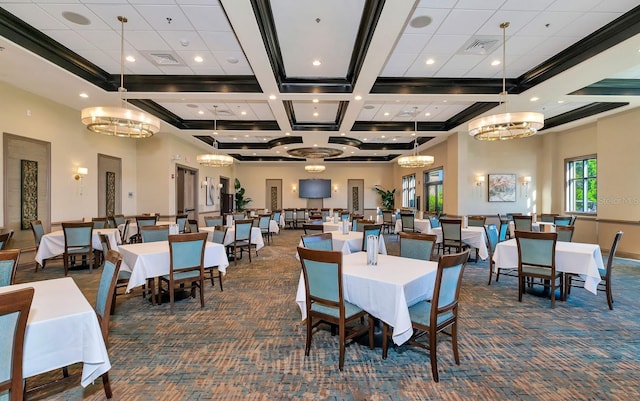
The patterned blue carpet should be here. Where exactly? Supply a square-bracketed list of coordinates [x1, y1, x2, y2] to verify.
[16, 229, 640, 400]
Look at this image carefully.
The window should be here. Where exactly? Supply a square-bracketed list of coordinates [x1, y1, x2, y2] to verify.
[566, 156, 597, 213]
[424, 168, 444, 213]
[402, 174, 416, 208]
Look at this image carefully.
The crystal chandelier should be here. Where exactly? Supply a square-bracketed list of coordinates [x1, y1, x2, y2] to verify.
[468, 22, 544, 140]
[304, 160, 326, 173]
[397, 108, 434, 168]
[197, 106, 234, 167]
[81, 16, 160, 138]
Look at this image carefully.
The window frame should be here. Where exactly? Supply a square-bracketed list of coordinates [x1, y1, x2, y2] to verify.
[402, 174, 416, 208]
[424, 167, 444, 213]
[565, 154, 597, 214]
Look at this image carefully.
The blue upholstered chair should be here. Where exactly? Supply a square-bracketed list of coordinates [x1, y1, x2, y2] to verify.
[566, 231, 623, 310]
[303, 223, 324, 235]
[111, 214, 126, 229]
[301, 232, 333, 251]
[176, 214, 188, 234]
[233, 212, 246, 221]
[62, 221, 94, 275]
[400, 213, 415, 233]
[295, 210, 306, 228]
[362, 224, 382, 252]
[30, 220, 54, 272]
[0, 249, 20, 287]
[205, 226, 227, 291]
[272, 211, 282, 227]
[204, 216, 223, 227]
[440, 219, 468, 255]
[539, 214, 557, 223]
[228, 219, 253, 265]
[513, 215, 533, 231]
[284, 209, 295, 229]
[555, 225, 575, 242]
[133, 215, 158, 243]
[467, 215, 486, 227]
[485, 224, 515, 285]
[340, 211, 350, 221]
[354, 219, 374, 232]
[258, 214, 272, 244]
[0, 286, 34, 400]
[92, 217, 108, 229]
[187, 219, 199, 234]
[429, 215, 440, 229]
[140, 225, 170, 243]
[0, 232, 10, 251]
[382, 250, 469, 382]
[158, 233, 208, 312]
[498, 222, 509, 242]
[297, 246, 374, 371]
[381, 210, 394, 234]
[399, 232, 436, 261]
[515, 231, 562, 308]
[553, 215, 572, 226]
[100, 233, 130, 314]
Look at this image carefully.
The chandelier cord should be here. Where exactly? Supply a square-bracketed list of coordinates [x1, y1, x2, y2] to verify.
[500, 22, 509, 114]
[118, 16, 128, 106]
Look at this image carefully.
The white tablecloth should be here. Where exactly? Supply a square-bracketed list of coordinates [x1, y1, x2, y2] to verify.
[431, 226, 489, 260]
[492, 239, 604, 295]
[296, 231, 387, 260]
[200, 226, 265, 251]
[118, 241, 230, 292]
[34, 228, 121, 265]
[508, 221, 556, 237]
[394, 218, 432, 234]
[296, 252, 438, 345]
[0, 278, 110, 387]
[118, 220, 174, 238]
[269, 220, 280, 234]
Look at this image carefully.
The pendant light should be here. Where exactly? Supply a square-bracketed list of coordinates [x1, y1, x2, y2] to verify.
[397, 107, 434, 168]
[81, 16, 160, 138]
[196, 106, 234, 167]
[468, 22, 544, 140]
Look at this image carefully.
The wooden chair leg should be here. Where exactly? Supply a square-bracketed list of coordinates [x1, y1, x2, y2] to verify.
[102, 372, 113, 399]
[606, 282, 614, 310]
[381, 322, 389, 359]
[429, 328, 439, 382]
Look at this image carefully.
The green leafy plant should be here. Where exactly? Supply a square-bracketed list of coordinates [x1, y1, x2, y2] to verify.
[373, 185, 396, 210]
[234, 178, 252, 212]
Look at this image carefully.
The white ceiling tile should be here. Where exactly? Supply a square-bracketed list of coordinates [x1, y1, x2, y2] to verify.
[420, 35, 469, 54]
[475, 10, 539, 36]
[160, 30, 208, 51]
[126, 30, 171, 51]
[199, 31, 243, 53]
[501, 35, 548, 56]
[591, 0, 639, 12]
[37, 4, 111, 30]
[125, 56, 162, 74]
[436, 9, 496, 35]
[292, 102, 340, 123]
[417, 0, 457, 8]
[68, 29, 120, 52]
[40, 29, 99, 51]
[1, 4, 68, 29]
[136, 5, 193, 30]
[158, 65, 195, 74]
[175, 0, 221, 5]
[403, 8, 450, 35]
[215, 55, 253, 75]
[500, 0, 555, 11]
[555, 12, 620, 37]
[455, 0, 508, 10]
[181, 5, 231, 32]
[84, 5, 154, 31]
[393, 34, 430, 54]
[404, 54, 449, 77]
[380, 53, 417, 77]
[546, 0, 601, 12]
[248, 103, 275, 120]
[517, 11, 583, 36]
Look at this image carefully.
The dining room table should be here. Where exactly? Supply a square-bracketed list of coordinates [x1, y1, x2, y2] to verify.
[508, 221, 556, 237]
[492, 238, 604, 294]
[0, 277, 111, 388]
[118, 240, 230, 292]
[199, 226, 265, 251]
[296, 251, 438, 345]
[394, 218, 432, 234]
[296, 230, 387, 260]
[34, 227, 121, 266]
[430, 226, 489, 260]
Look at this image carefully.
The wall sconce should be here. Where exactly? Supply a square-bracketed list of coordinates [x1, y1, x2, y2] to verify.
[74, 167, 88, 181]
[475, 175, 485, 187]
[520, 176, 532, 186]
[333, 185, 338, 193]
[217, 183, 223, 189]
[201, 180, 208, 188]
[292, 184, 297, 193]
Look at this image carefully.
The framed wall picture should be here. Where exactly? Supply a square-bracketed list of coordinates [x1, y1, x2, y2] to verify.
[488, 174, 516, 202]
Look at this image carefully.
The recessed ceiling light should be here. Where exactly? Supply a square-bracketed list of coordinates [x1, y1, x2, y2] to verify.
[241, 111, 247, 115]
[351, 151, 354, 154]
[381, 135, 385, 138]
[285, 132, 290, 136]
[442, 100, 447, 103]
[530, 97, 539, 102]
[269, 95, 276, 100]
[198, 110, 204, 115]
[312, 60, 321, 66]
[425, 58, 435, 65]
[284, 146, 288, 149]
[410, 15, 432, 28]
[374, 153, 377, 155]
[233, 137, 238, 140]
[411, 132, 416, 136]
[126, 55, 135, 62]
[262, 137, 267, 141]
[392, 138, 397, 141]
[354, 95, 362, 101]
[383, 112, 390, 116]
[194, 56, 203, 63]
[313, 112, 319, 117]
[276, 151, 280, 154]
[340, 132, 345, 136]
[557, 100, 565, 104]
[213, 131, 218, 135]
[244, 134, 249, 138]
[226, 57, 239, 64]
[491, 60, 500, 66]
[425, 112, 431, 116]
[342, 146, 346, 149]
[363, 138, 368, 141]
[79, 93, 89, 98]
[252, 152, 256, 156]
[312, 99, 319, 103]
[313, 144, 318, 147]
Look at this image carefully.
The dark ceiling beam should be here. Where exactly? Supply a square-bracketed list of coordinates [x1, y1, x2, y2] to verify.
[328, 136, 432, 150]
[228, 154, 305, 162]
[195, 135, 302, 149]
[283, 100, 349, 131]
[541, 102, 629, 131]
[569, 79, 640, 96]
[326, 155, 398, 162]
[122, 75, 262, 93]
[371, 78, 512, 95]
[443, 102, 499, 129]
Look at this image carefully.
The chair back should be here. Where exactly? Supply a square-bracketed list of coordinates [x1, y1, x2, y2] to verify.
[140, 225, 170, 243]
[467, 215, 486, 227]
[382, 210, 393, 224]
[112, 214, 126, 227]
[498, 222, 509, 242]
[118, 219, 130, 243]
[399, 232, 436, 261]
[233, 213, 246, 221]
[272, 211, 282, 223]
[603, 231, 624, 281]
[540, 214, 557, 223]
[362, 224, 382, 251]
[187, 219, 199, 233]
[30, 220, 46, 247]
[513, 215, 533, 231]
[95, 250, 122, 344]
[354, 219, 374, 232]
[429, 215, 440, 229]
[176, 214, 188, 233]
[0, 232, 10, 251]
[284, 209, 295, 221]
[258, 215, 271, 231]
[209, 226, 227, 245]
[340, 211, 350, 221]
[554, 215, 572, 226]
[430, 251, 468, 323]
[168, 232, 207, 280]
[440, 219, 462, 241]
[555, 225, 575, 242]
[234, 219, 253, 241]
[99, 233, 111, 251]
[0, 249, 20, 287]
[204, 216, 223, 227]
[506, 213, 522, 221]
[295, 210, 306, 221]
[62, 222, 93, 249]
[92, 217, 108, 229]
[303, 223, 324, 235]
[484, 224, 499, 255]
[301, 232, 333, 251]
[0, 287, 34, 400]
[136, 215, 158, 228]
[251, 217, 260, 228]
[515, 231, 557, 269]
[297, 247, 344, 312]
[400, 213, 415, 232]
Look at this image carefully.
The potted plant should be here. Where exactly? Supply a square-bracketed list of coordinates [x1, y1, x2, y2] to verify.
[234, 178, 252, 212]
[373, 185, 396, 210]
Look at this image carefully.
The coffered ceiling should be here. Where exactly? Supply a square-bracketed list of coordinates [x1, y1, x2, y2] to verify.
[1, 0, 639, 164]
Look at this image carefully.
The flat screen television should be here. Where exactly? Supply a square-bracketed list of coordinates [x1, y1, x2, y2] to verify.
[299, 179, 331, 199]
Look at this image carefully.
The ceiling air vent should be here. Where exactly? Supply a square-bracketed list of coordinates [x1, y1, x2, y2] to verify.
[142, 51, 185, 66]
[458, 36, 500, 55]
